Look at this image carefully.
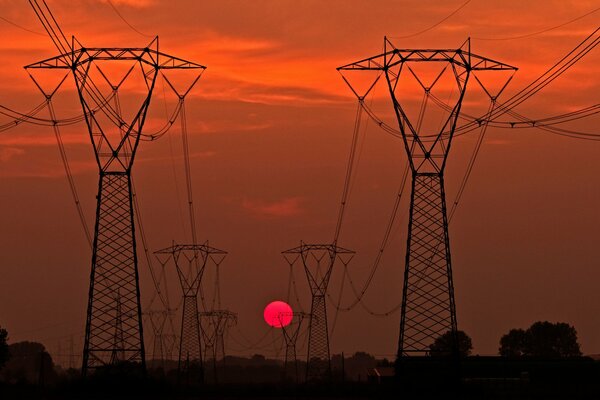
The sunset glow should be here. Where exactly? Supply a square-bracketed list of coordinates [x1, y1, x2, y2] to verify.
[263, 301, 293, 328]
[0, 1, 599, 369]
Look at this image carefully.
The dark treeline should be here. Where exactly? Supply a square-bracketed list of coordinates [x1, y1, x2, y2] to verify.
[2, 322, 600, 398]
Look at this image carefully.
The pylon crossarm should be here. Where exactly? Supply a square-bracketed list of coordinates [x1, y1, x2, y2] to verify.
[282, 243, 355, 255]
[25, 48, 206, 71]
[338, 49, 517, 74]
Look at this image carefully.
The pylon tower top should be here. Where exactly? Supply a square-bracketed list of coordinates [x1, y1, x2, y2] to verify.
[283, 242, 355, 295]
[338, 38, 517, 174]
[25, 37, 205, 173]
[155, 242, 227, 296]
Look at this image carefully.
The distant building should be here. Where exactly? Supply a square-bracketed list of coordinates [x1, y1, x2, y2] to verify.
[367, 366, 395, 384]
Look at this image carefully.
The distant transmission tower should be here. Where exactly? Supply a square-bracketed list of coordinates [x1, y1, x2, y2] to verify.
[26, 38, 205, 374]
[200, 310, 237, 383]
[155, 243, 227, 384]
[145, 309, 176, 370]
[279, 311, 308, 383]
[338, 39, 516, 360]
[283, 243, 354, 381]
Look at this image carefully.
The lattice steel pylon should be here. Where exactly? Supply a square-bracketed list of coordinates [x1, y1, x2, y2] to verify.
[200, 310, 237, 383]
[145, 309, 176, 370]
[155, 243, 227, 384]
[338, 39, 517, 360]
[283, 243, 354, 381]
[25, 36, 205, 375]
[278, 312, 308, 383]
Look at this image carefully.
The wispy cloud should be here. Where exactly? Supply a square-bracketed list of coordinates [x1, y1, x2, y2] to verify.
[242, 197, 304, 218]
[0, 147, 25, 162]
[97, 0, 155, 8]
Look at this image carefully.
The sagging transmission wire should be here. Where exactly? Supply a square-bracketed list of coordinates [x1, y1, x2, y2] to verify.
[46, 92, 93, 248]
[1, 74, 183, 138]
[473, 5, 600, 41]
[160, 71, 214, 311]
[429, 92, 600, 135]
[332, 100, 365, 244]
[504, 107, 600, 142]
[457, 26, 600, 135]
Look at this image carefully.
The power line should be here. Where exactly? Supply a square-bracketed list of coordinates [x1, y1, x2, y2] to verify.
[474, 6, 600, 41]
[106, 0, 153, 38]
[389, 0, 472, 39]
[0, 15, 44, 36]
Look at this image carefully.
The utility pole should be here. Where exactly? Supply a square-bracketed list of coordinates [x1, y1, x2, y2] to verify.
[338, 38, 516, 364]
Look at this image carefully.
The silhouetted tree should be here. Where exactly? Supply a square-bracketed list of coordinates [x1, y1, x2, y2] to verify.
[499, 321, 582, 358]
[429, 330, 472, 357]
[499, 328, 527, 357]
[0, 326, 8, 369]
[0, 341, 57, 384]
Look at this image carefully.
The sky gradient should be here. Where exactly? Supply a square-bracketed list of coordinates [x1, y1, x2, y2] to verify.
[0, 0, 599, 365]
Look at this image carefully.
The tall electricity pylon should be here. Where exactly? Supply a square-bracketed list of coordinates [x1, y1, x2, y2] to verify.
[338, 38, 516, 360]
[155, 243, 227, 384]
[278, 311, 308, 383]
[26, 37, 205, 375]
[283, 243, 354, 381]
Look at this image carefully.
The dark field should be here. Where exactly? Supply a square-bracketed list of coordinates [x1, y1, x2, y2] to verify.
[2, 357, 600, 399]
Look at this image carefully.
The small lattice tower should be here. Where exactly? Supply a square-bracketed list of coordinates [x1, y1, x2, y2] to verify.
[279, 312, 308, 383]
[155, 243, 226, 384]
[283, 243, 354, 381]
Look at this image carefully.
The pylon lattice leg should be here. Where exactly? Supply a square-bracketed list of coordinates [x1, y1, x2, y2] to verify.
[83, 173, 145, 370]
[179, 295, 202, 381]
[307, 294, 330, 380]
[399, 173, 457, 356]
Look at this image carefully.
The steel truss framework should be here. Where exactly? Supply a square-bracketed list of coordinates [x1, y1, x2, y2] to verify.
[200, 310, 237, 383]
[155, 243, 227, 384]
[278, 311, 308, 383]
[338, 38, 517, 359]
[283, 243, 354, 381]
[26, 37, 205, 375]
[145, 309, 177, 370]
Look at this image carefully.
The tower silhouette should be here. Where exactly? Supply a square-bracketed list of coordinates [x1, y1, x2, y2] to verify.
[145, 309, 176, 370]
[26, 38, 205, 375]
[283, 243, 354, 381]
[338, 38, 516, 360]
[200, 310, 237, 383]
[278, 311, 308, 383]
[155, 243, 226, 384]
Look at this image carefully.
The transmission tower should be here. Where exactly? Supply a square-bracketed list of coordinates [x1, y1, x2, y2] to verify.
[278, 311, 308, 383]
[155, 243, 227, 384]
[283, 243, 354, 381]
[109, 290, 125, 365]
[200, 310, 237, 383]
[338, 38, 516, 361]
[145, 309, 176, 370]
[25, 38, 205, 374]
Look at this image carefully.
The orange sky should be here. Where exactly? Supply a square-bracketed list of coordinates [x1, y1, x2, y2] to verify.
[0, 0, 599, 365]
